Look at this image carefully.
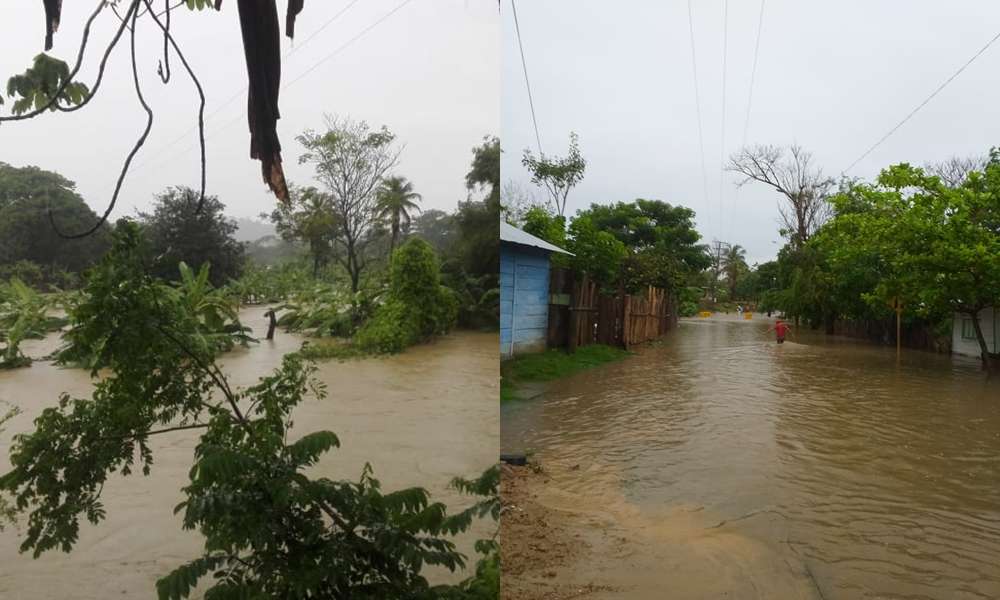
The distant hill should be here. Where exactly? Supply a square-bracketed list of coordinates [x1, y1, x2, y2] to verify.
[233, 217, 275, 243]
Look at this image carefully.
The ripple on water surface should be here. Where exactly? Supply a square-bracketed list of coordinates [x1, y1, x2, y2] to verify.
[501, 318, 1000, 599]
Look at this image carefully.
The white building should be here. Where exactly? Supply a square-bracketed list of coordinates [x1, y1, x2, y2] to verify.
[952, 307, 999, 357]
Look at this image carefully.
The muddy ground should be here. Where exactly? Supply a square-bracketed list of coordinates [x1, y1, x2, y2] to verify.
[501, 461, 824, 600]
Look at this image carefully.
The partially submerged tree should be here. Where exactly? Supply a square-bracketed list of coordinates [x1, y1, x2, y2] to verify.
[376, 176, 422, 256]
[297, 116, 402, 293]
[728, 144, 834, 248]
[521, 132, 586, 216]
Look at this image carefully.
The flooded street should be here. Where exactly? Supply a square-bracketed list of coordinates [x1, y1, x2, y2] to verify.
[0, 309, 499, 598]
[502, 316, 1000, 599]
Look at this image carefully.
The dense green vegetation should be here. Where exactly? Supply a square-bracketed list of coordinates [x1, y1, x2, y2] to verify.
[0, 221, 499, 599]
[0, 163, 111, 289]
[727, 149, 1000, 368]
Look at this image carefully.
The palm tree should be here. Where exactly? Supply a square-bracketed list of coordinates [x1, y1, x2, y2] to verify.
[376, 176, 422, 256]
[722, 244, 748, 300]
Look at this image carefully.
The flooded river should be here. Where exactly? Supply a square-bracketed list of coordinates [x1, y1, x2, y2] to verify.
[0, 309, 498, 598]
[502, 316, 1000, 599]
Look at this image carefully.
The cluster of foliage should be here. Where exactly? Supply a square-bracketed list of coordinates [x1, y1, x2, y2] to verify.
[0, 278, 65, 368]
[0, 402, 17, 529]
[521, 132, 586, 217]
[267, 131, 499, 334]
[521, 199, 710, 296]
[355, 238, 459, 354]
[0, 222, 499, 598]
[749, 150, 1000, 367]
[57, 255, 252, 369]
[140, 187, 246, 287]
[276, 281, 353, 338]
[224, 262, 313, 308]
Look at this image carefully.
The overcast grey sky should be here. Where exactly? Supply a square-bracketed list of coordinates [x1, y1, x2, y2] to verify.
[1, 1, 498, 225]
[501, 1, 1000, 264]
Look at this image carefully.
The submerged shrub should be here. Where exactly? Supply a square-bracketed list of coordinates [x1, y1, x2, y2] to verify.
[355, 238, 457, 353]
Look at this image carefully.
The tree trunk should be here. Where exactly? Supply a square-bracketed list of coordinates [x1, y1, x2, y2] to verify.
[265, 309, 277, 340]
[968, 310, 994, 373]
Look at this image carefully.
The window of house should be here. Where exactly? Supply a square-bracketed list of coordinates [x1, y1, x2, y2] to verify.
[961, 318, 978, 340]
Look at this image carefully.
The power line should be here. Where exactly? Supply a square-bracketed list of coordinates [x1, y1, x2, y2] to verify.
[285, 0, 416, 88]
[511, 0, 543, 155]
[687, 0, 710, 235]
[113, 0, 413, 189]
[730, 0, 765, 243]
[718, 0, 728, 242]
[129, 0, 365, 173]
[843, 28, 1000, 174]
[741, 0, 765, 147]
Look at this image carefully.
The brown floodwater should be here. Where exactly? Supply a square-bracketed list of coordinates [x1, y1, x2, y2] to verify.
[502, 315, 1000, 599]
[0, 309, 498, 598]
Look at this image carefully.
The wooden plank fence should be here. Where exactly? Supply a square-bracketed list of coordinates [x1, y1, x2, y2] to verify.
[547, 268, 675, 352]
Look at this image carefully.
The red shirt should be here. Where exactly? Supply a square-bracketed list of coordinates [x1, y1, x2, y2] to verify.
[775, 322, 789, 337]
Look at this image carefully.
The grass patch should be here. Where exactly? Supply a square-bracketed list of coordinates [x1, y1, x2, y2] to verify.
[500, 379, 516, 403]
[501, 344, 629, 384]
[297, 338, 365, 361]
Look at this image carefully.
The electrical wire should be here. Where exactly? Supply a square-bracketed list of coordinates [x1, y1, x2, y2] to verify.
[687, 0, 710, 236]
[511, 0, 543, 155]
[842, 28, 1000, 174]
[718, 0, 728, 242]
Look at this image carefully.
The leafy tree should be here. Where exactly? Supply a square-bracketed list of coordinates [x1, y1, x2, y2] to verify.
[565, 215, 627, 289]
[466, 136, 500, 205]
[842, 162, 1000, 368]
[580, 199, 710, 292]
[376, 176, 422, 256]
[521, 132, 586, 216]
[297, 116, 401, 293]
[0, 162, 111, 280]
[0, 222, 495, 597]
[265, 185, 338, 277]
[139, 186, 246, 287]
[355, 238, 458, 354]
[520, 206, 567, 250]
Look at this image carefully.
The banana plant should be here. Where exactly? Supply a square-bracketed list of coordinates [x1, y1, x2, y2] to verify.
[0, 278, 61, 368]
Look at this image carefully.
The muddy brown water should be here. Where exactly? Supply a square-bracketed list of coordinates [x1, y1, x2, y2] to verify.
[502, 315, 1000, 599]
[0, 309, 498, 598]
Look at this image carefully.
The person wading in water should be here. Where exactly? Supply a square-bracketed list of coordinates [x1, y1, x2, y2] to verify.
[768, 319, 789, 344]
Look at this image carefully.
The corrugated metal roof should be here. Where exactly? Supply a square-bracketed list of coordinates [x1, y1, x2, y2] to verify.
[500, 221, 573, 255]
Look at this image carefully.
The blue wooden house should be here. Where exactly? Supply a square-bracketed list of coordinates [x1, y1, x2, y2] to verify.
[500, 221, 572, 359]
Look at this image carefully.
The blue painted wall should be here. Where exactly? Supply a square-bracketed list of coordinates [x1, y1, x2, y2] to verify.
[500, 243, 551, 359]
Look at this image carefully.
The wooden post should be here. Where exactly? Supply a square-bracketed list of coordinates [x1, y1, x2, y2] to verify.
[896, 301, 902, 359]
[623, 295, 632, 350]
[567, 281, 580, 354]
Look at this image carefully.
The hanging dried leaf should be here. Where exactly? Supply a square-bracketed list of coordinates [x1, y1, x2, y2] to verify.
[235, 0, 289, 203]
[42, 0, 62, 50]
[286, 0, 304, 38]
